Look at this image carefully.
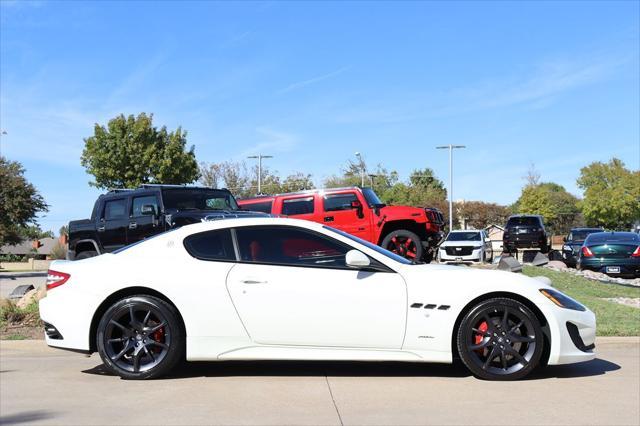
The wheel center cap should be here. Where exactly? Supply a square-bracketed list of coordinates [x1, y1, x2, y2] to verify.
[136, 334, 143, 341]
[497, 337, 504, 343]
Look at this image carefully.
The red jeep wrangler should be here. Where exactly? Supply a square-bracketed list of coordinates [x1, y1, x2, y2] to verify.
[238, 187, 445, 262]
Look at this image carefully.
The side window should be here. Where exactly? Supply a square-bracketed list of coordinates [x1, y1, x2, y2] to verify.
[104, 199, 127, 220]
[235, 226, 349, 268]
[131, 195, 158, 217]
[323, 193, 358, 212]
[241, 201, 273, 214]
[183, 229, 235, 261]
[281, 197, 314, 216]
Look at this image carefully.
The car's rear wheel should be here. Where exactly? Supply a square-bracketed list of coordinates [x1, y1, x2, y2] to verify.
[381, 230, 423, 262]
[457, 298, 543, 380]
[97, 295, 183, 380]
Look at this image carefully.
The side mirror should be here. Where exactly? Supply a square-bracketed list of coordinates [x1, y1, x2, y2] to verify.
[350, 200, 364, 218]
[345, 250, 370, 268]
[141, 205, 156, 216]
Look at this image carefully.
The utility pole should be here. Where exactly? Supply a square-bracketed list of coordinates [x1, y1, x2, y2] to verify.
[436, 145, 466, 230]
[247, 154, 273, 195]
[355, 152, 365, 187]
[368, 174, 378, 188]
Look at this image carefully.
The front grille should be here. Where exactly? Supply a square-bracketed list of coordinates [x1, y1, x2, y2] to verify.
[445, 246, 474, 256]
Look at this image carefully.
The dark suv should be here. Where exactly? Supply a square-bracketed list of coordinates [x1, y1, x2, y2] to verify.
[502, 215, 549, 253]
[67, 185, 265, 260]
[561, 227, 604, 267]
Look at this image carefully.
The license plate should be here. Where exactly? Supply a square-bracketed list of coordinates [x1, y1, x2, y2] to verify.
[517, 229, 529, 234]
[606, 266, 621, 274]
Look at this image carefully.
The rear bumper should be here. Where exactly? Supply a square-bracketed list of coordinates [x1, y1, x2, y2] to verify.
[39, 292, 93, 352]
[578, 258, 640, 277]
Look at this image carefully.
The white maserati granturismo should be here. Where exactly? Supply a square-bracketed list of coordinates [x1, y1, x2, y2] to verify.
[40, 217, 596, 380]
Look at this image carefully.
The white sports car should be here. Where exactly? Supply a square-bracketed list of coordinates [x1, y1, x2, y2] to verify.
[40, 217, 596, 380]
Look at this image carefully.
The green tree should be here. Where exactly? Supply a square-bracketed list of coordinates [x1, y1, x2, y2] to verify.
[81, 113, 199, 189]
[516, 182, 581, 234]
[577, 158, 640, 229]
[280, 172, 315, 193]
[0, 156, 49, 246]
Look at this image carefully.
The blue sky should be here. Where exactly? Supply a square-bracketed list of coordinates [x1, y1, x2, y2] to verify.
[1, 1, 639, 233]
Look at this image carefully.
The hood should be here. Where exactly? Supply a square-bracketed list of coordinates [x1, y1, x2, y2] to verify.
[379, 204, 426, 219]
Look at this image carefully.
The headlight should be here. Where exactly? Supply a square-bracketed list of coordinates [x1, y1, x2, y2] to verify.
[473, 245, 483, 249]
[540, 289, 586, 311]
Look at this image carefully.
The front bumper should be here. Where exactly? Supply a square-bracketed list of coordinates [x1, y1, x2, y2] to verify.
[545, 304, 596, 365]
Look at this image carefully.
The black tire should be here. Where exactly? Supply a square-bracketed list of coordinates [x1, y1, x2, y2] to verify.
[381, 230, 424, 262]
[75, 250, 98, 260]
[456, 297, 544, 381]
[96, 295, 184, 380]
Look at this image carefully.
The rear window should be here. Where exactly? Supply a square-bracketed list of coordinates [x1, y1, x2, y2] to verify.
[282, 197, 314, 216]
[586, 232, 639, 244]
[568, 229, 602, 242]
[506, 217, 541, 227]
[241, 201, 273, 214]
[183, 229, 236, 261]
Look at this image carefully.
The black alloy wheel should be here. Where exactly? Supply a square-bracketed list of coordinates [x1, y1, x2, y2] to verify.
[457, 298, 544, 380]
[97, 295, 183, 380]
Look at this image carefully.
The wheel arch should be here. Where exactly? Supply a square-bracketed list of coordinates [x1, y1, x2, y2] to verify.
[74, 240, 100, 255]
[377, 220, 427, 245]
[88, 286, 186, 353]
[450, 291, 551, 366]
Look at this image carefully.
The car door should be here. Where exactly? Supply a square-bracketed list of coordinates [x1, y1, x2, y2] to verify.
[226, 225, 407, 349]
[322, 192, 373, 241]
[127, 193, 162, 244]
[98, 198, 129, 252]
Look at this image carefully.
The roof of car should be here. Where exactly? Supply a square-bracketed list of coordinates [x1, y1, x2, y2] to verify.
[570, 227, 604, 231]
[449, 229, 483, 233]
[238, 187, 365, 201]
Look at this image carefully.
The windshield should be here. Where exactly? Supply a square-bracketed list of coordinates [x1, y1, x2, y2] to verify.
[362, 188, 385, 208]
[323, 226, 412, 265]
[162, 189, 239, 211]
[446, 231, 481, 241]
[507, 217, 541, 227]
[568, 229, 602, 242]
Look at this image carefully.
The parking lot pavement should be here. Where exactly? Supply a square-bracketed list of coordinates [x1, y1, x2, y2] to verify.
[0, 272, 47, 299]
[1, 337, 638, 426]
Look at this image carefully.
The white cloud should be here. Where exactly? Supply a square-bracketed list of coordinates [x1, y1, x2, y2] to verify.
[278, 66, 351, 94]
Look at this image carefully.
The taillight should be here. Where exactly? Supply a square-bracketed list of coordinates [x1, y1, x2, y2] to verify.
[581, 246, 594, 257]
[632, 246, 640, 257]
[46, 270, 70, 290]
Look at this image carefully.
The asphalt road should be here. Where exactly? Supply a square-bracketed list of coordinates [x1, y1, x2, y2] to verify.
[1, 337, 638, 426]
[0, 272, 46, 299]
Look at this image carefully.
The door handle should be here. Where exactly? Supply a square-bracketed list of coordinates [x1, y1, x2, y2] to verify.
[129, 222, 138, 230]
[324, 216, 334, 222]
[97, 226, 105, 232]
[241, 279, 268, 284]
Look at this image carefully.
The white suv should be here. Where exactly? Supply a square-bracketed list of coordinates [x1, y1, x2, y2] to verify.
[438, 230, 493, 264]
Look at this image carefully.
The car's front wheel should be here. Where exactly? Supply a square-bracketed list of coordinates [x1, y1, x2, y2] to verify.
[456, 297, 544, 380]
[96, 295, 183, 380]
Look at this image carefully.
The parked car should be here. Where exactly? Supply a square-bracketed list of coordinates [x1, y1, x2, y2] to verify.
[561, 228, 604, 267]
[238, 187, 444, 262]
[502, 215, 549, 253]
[40, 217, 595, 381]
[67, 184, 265, 260]
[577, 232, 640, 278]
[438, 230, 493, 264]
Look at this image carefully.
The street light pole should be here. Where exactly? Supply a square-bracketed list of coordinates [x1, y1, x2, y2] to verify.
[436, 145, 466, 230]
[247, 154, 273, 195]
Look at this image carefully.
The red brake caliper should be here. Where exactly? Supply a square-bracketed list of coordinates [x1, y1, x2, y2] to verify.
[475, 321, 488, 346]
[152, 327, 165, 353]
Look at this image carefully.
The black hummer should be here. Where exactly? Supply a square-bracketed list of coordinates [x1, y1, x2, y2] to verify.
[502, 214, 550, 253]
[67, 185, 265, 260]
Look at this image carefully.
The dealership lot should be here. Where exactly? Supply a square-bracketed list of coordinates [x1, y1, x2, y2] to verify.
[1, 337, 638, 426]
